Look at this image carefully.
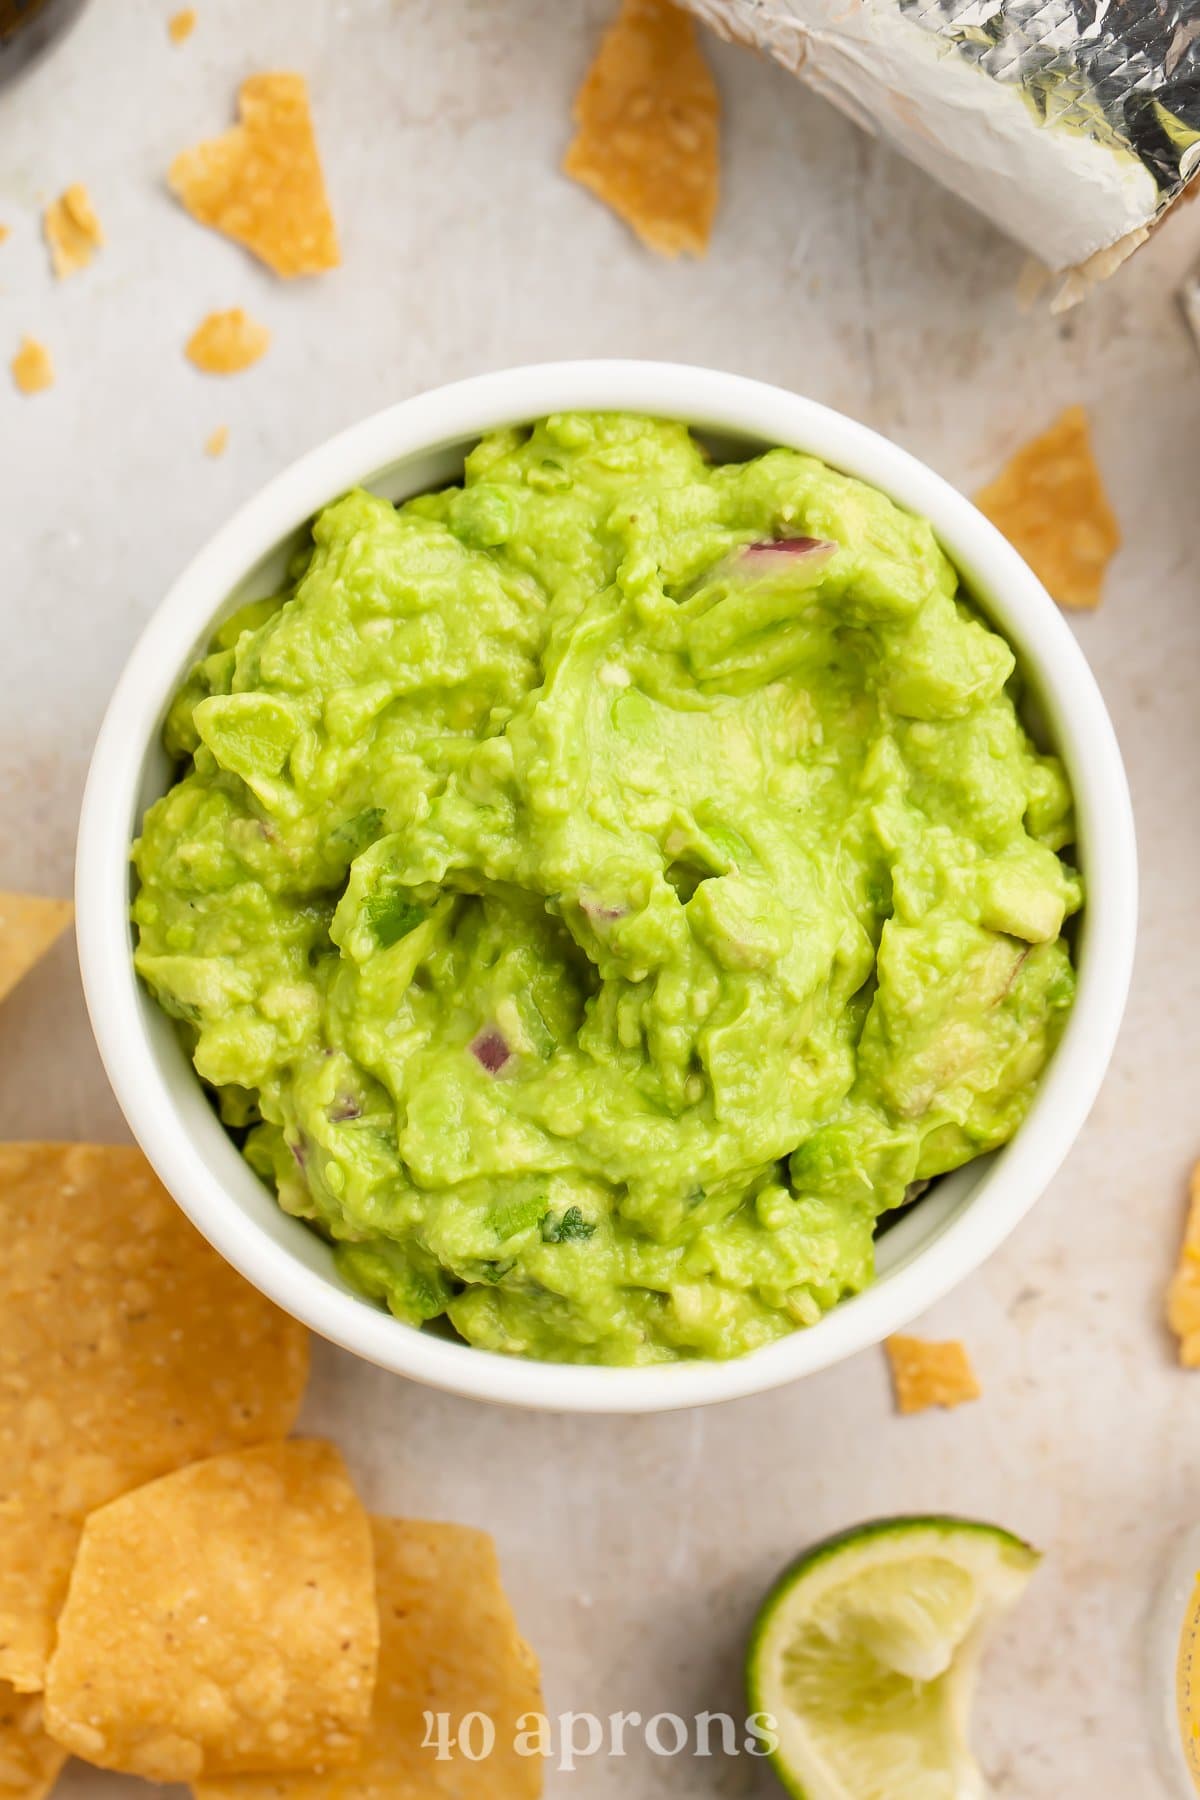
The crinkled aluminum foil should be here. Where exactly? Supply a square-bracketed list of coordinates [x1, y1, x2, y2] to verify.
[682, 0, 1200, 277]
[903, 0, 1200, 191]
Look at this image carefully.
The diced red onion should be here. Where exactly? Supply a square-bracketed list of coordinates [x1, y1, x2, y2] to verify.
[736, 536, 837, 569]
[470, 1028, 511, 1074]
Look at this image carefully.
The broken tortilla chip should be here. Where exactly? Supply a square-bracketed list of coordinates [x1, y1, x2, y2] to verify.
[0, 226, 9, 245]
[195, 1519, 543, 1800]
[169, 8, 197, 43]
[0, 1143, 309, 1693]
[0, 893, 72, 1007]
[45, 1441, 376, 1782]
[0, 1689, 65, 1800]
[186, 309, 270, 375]
[10, 340, 53, 396]
[1167, 1162, 1200, 1367]
[43, 185, 103, 279]
[206, 424, 230, 456]
[974, 405, 1120, 610]
[168, 72, 339, 278]
[564, 0, 719, 259]
[885, 1334, 981, 1415]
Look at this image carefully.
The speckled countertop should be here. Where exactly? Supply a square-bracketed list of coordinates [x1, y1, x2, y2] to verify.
[2, 3, 1199, 1794]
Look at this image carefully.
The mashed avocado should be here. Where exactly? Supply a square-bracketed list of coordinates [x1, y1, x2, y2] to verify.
[133, 413, 1080, 1364]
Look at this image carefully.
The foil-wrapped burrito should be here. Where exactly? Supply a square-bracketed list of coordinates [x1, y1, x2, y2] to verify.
[680, 0, 1200, 286]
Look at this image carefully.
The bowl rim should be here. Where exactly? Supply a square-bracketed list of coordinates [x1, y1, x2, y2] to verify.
[75, 359, 1138, 1413]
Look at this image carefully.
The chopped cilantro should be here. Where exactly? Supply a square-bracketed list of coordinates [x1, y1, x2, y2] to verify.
[541, 1205, 596, 1244]
[363, 890, 425, 949]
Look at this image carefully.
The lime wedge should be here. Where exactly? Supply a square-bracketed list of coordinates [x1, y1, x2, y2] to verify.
[746, 1516, 1040, 1800]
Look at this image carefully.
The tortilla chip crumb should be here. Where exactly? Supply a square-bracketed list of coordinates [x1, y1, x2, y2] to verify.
[885, 1334, 981, 1415]
[168, 7, 196, 42]
[168, 72, 339, 278]
[974, 405, 1120, 610]
[564, 0, 719, 259]
[1014, 256, 1050, 313]
[0, 894, 72, 1007]
[205, 424, 230, 457]
[43, 184, 104, 279]
[10, 339, 54, 396]
[186, 309, 270, 375]
[0, 225, 9, 245]
[1167, 1163, 1200, 1367]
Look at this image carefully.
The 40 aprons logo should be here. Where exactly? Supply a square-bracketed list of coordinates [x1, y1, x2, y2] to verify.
[422, 1708, 780, 1771]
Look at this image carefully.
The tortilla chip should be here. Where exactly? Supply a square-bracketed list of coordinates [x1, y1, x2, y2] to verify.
[0, 227, 9, 246]
[45, 1441, 376, 1782]
[0, 1143, 309, 1693]
[168, 73, 339, 278]
[43, 186, 103, 279]
[974, 406, 1120, 610]
[564, 0, 719, 258]
[169, 8, 197, 43]
[10, 340, 53, 396]
[0, 894, 72, 1007]
[206, 424, 230, 457]
[0, 1690, 64, 1800]
[194, 1519, 543, 1800]
[186, 310, 270, 375]
[1167, 1163, 1200, 1367]
[885, 1334, 980, 1415]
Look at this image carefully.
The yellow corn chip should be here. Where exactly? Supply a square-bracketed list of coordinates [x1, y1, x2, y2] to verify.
[206, 424, 230, 456]
[1168, 1162, 1200, 1367]
[974, 406, 1120, 610]
[10, 340, 53, 396]
[186, 309, 270, 375]
[45, 1441, 376, 1782]
[0, 1143, 309, 1693]
[564, 0, 719, 258]
[194, 1519, 543, 1800]
[0, 227, 9, 245]
[43, 186, 103, 279]
[0, 894, 72, 1007]
[0, 1689, 64, 1800]
[168, 73, 339, 278]
[885, 1334, 981, 1415]
[169, 8, 197, 43]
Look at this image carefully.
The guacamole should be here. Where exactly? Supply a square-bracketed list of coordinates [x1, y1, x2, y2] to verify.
[133, 414, 1080, 1364]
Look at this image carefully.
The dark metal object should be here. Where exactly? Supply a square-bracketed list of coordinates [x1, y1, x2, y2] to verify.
[0, 0, 88, 90]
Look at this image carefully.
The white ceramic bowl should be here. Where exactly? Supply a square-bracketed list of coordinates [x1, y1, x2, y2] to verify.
[76, 362, 1137, 1413]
